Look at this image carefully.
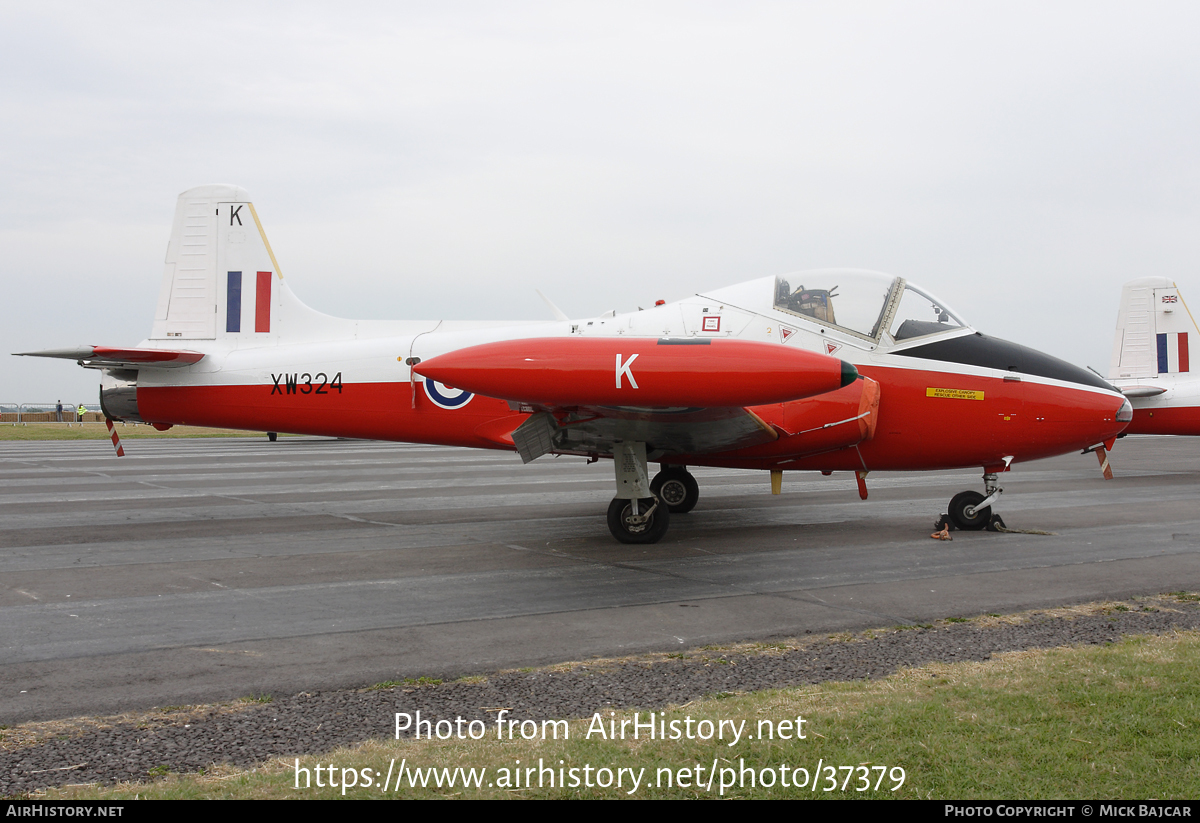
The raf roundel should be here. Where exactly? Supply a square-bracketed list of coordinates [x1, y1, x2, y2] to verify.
[423, 378, 474, 410]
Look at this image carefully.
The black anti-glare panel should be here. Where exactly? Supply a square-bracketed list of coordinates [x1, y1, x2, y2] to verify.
[895, 332, 1115, 391]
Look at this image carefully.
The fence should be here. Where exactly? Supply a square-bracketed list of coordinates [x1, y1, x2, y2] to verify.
[0, 403, 104, 423]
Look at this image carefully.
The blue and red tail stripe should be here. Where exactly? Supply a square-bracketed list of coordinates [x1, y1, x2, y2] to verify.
[226, 270, 272, 334]
[1157, 332, 1190, 373]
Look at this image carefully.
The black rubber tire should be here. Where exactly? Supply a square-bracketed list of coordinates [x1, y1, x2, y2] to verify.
[267, 432, 278, 442]
[650, 469, 700, 514]
[606, 497, 670, 544]
[948, 490, 990, 531]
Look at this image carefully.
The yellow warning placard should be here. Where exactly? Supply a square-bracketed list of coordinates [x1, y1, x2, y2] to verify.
[926, 387, 984, 401]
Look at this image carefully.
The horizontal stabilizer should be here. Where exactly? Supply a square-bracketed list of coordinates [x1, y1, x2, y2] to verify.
[1120, 385, 1168, 397]
[15, 346, 205, 369]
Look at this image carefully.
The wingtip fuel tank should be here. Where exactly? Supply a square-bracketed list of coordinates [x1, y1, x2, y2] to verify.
[413, 337, 857, 408]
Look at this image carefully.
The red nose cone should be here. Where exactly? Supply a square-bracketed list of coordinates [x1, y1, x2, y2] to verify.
[414, 337, 853, 407]
[1008, 384, 1131, 464]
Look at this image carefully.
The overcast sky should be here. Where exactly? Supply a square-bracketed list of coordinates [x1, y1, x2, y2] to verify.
[4, 2, 1199, 402]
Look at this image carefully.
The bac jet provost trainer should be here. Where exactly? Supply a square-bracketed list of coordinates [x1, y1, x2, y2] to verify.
[19, 185, 1132, 544]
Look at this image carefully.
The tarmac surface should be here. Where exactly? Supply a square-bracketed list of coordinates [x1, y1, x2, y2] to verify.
[2, 433, 1199, 724]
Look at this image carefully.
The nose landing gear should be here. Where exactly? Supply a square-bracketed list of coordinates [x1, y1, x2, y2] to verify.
[946, 471, 1005, 531]
[948, 490, 990, 530]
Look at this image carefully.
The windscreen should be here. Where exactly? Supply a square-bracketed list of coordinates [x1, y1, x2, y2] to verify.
[888, 283, 966, 342]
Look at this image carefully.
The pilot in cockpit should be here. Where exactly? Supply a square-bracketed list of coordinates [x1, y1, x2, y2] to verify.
[775, 279, 840, 325]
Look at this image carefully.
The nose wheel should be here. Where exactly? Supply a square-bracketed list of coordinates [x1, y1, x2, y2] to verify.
[946, 472, 1004, 531]
[948, 490, 990, 530]
[650, 466, 700, 514]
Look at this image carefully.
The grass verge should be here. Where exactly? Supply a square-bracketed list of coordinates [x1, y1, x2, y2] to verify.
[0, 423, 292, 441]
[35, 629, 1200, 799]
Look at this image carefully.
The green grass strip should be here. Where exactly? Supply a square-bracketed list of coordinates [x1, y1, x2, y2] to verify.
[37, 630, 1200, 799]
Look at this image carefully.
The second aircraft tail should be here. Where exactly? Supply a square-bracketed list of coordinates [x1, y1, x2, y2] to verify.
[1108, 277, 1197, 379]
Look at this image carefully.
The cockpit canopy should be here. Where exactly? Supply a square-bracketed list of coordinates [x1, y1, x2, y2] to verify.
[773, 270, 968, 344]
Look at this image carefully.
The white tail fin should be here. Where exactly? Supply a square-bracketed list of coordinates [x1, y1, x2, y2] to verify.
[1108, 277, 1198, 378]
[153, 185, 263, 339]
[149, 185, 359, 344]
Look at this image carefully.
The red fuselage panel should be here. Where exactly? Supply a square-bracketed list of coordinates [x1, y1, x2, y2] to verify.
[712, 365, 1127, 471]
[1125, 406, 1200, 436]
[135, 363, 1127, 472]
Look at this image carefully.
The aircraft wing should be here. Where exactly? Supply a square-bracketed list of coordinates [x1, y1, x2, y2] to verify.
[415, 336, 858, 462]
[14, 346, 206, 369]
[498, 405, 778, 462]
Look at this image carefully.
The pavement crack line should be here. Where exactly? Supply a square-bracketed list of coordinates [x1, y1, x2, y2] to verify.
[496, 540, 908, 624]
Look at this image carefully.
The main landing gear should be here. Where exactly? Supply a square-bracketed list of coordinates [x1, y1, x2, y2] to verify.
[604, 448, 703, 543]
[607, 496, 669, 544]
[606, 443, 691, 544]
[650, 465, 700, 514]
[945, 472, 1004, 531]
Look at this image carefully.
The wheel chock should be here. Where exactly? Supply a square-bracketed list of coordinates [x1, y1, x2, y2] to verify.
[931, 514, 953, 540]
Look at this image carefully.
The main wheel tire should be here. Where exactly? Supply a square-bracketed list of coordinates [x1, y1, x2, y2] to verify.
[650, 469, 700, 514]
[948, 490, 990, 530]
[267, 432, 278, 442]
[606, 496, 670, 544]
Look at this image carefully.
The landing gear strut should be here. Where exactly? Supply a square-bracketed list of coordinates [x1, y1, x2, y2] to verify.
[607, 497, 669, 544]
[947, 472, 1003, 531]
[651, 465, 699, 514]
[607, 441, 670, 544]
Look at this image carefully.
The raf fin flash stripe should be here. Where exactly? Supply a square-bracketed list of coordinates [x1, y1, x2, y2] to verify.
[1157, 332, 1190, 373]
[226, 271, 242, 333]
[255, 271, 271, 333]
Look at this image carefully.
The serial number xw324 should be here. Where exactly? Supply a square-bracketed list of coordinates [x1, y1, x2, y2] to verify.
[270, 372, 344, 395]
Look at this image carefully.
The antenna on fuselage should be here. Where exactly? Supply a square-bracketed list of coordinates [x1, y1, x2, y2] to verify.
[536, 289, 570, 322]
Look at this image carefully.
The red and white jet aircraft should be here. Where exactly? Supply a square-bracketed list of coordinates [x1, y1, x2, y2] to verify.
[1108, 277, 1200, 436]
[19, 185, 1132, 543]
